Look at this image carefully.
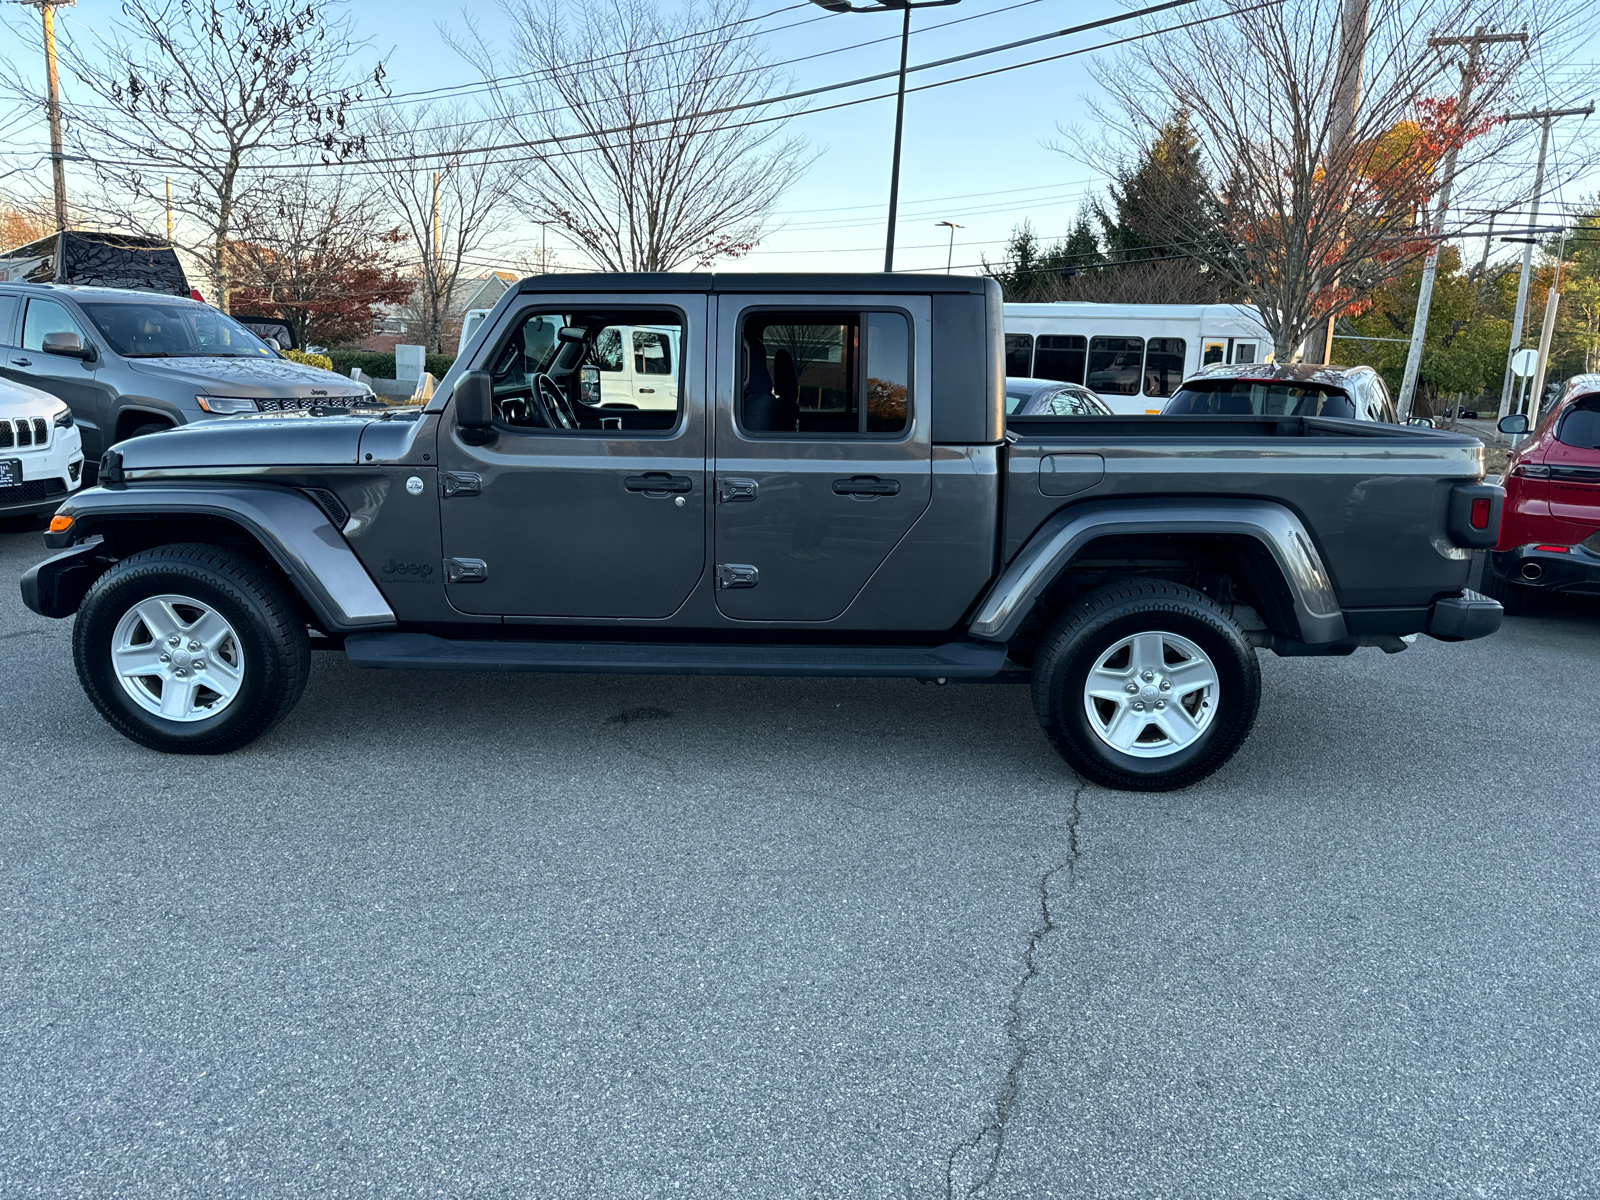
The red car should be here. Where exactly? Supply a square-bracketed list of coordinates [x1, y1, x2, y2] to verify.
[1485, 374, 1600, 611]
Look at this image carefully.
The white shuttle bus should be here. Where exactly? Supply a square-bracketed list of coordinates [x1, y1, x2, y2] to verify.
[1003, 302, 1278, 415]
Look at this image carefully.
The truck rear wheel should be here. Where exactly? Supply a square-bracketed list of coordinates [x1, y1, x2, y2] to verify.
[73, 544, 311, 754]
[1031, 580, 1261, 791]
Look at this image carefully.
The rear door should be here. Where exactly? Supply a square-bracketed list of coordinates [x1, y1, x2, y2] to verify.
[437, 293, 708, 618]
[711, 292, 931, 621]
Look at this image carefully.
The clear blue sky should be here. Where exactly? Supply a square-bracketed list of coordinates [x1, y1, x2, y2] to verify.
[1, 0, 1596, 276]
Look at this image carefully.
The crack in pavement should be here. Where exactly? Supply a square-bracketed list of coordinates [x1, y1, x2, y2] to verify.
[943, 783, 1085, 1199]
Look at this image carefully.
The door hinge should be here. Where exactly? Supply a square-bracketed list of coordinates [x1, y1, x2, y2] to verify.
[444, 557, 488, 584]
[715, 563, 759, 589]
[441, 471, 482, 498]
[716, 476, 758, 504]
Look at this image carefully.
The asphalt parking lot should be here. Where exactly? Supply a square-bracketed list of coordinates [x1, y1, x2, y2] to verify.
[1, 526, 1597, 1199]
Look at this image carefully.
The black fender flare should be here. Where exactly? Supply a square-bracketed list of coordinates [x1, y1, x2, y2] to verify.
[967, 497, 1347, 645]
[23, 482, 396, 631]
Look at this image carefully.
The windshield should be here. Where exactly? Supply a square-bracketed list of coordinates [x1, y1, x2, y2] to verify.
[1163, 379, 1355, 418]
[78, 301, 276, 359]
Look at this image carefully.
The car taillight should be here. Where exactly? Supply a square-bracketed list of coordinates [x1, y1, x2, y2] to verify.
[1470, 498, 1491, 529]
[1510, 463, 1551, 479]
[1534, 544, 1570, 553]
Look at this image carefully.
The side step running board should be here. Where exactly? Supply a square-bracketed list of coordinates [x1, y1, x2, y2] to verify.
[344, 632, 1009, 679]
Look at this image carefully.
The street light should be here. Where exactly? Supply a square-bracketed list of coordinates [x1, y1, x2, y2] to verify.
[808, 0, 959, 272]
[934, 220, 962, 272]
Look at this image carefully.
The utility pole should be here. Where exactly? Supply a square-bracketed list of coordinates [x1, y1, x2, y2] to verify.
[431, 171, 441, 265]
[165, 177, 172, 242]
[1496, 104, 1593, 418]
[1396, 27, 1526, 420]
[1316, 0, 1370, 363]
[935, 220, 962, 273]
[1527, 227, 1569, 420]
[20, 0, 75, 232]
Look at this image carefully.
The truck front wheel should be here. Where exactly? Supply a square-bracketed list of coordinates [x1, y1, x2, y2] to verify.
[1031, 580, 1261, 791]
[73, 544, 311, 754]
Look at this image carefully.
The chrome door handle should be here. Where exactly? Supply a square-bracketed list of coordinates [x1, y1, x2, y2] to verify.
[832, 475, 900, 497]
[11, 358, 31, 367]
[637, 387, 655, 394]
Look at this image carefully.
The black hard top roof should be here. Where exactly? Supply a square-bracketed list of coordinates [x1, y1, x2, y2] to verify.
[517, 271, 993, 296]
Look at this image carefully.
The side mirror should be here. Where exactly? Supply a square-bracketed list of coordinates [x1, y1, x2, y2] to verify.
[263, 335, 282, 351]
[580, 364, 601, 407]
[454, 370, 494, 444]
[1406, 416, 1434, 427]
[42, 331, 93, 361]
[1498, 413, 1529, 435]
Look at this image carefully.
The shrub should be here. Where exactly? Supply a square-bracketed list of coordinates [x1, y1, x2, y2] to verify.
[327, 351, 456, 381]
[282, 349, 334, 371]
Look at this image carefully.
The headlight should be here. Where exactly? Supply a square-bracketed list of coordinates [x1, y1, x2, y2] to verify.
[52, 407, 74, 428]
[196, 396, 260, 414]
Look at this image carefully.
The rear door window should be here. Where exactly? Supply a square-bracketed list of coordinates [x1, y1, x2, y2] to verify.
[1087, 336, 1144, 395]
[1005, 333, 1033, 377]
[0, 295, 18, 345]
[1143, 337, 1186, 397]
[739, 310, 910, 437]
[1557, 398, 1600, 449]
[1033, 335, 1086, 384]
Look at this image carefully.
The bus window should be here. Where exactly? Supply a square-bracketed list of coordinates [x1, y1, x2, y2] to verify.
[1005, 333, 1033, 377]
[1034, 334, 1086, 384]
[1230, 340, 1259, 365]
[1144, 337, 1186, 397]
[1087, 336, 1144, 395]
[1202, 340, 1226, 366]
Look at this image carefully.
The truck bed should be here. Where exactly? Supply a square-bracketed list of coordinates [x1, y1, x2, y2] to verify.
[1003, 415, 1486, 610]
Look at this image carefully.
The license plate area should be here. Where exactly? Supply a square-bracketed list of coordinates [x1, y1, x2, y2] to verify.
[0, 458, 19, 487]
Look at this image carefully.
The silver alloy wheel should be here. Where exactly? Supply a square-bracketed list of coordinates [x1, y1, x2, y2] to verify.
[110, 593, 246, 722]
[1082, 629, 1218, 758]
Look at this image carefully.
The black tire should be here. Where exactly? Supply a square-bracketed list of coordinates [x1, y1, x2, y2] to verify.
[1478, 562, 1527, 615]
[126, 421, 172, 439]
[73, 543, 311, 753]
[1031, 579, 1262, 792]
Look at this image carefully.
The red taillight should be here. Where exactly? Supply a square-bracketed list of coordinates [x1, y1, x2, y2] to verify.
[1534, 544, 1570, 553]
[1470, 498, 1491, 529]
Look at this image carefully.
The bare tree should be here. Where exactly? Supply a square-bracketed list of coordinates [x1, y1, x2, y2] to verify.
[1079, 0, 1592, 359]
[364, 106, 515, 353]
[6, 0, 382, 311]
[457, 0, 811, 272]
[229, 172, 412, 347]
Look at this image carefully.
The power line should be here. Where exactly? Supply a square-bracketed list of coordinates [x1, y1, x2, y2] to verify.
[71, 0, 1220, 176]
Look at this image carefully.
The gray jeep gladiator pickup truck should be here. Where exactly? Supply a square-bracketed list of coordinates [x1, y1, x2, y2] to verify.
[21, 273, 1504, 790]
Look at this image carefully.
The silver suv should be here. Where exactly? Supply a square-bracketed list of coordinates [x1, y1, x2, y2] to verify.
[0, 283, 375, 467]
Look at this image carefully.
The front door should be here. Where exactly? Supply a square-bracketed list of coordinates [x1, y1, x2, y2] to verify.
[711, 294, 932, 622]
[437, 295, 708, 618]
[6, 297, 111, 456]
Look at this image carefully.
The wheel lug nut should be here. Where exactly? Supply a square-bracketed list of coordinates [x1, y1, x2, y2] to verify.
[175, 668, 187, 678]
[1125, 682, 1139, 694]
[1159, 681, 1171, 691]
[168, 635, 180, 646]
[159, 652, 170, 663]
[1141, 670, 1154, 681]
[188, 640, 201, 651]
[1155, 700, 1166, 710]
[1132, 701, 1145, 711]
[193, 661, 205, 670]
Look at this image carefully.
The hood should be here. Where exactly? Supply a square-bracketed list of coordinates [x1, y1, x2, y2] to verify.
[124, 355, 370, 399]
[0, 375, 70, 418]
[115, 410, 377, 468]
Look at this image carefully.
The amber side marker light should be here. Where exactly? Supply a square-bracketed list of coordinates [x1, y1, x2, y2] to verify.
[48, 515, 73, 534]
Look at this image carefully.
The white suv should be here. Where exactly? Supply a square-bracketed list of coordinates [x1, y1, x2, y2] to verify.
[0, 374, 84, 523]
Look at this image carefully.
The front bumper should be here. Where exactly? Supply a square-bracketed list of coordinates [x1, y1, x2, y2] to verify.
[1489, 543, 1600, 595]
[0, 421, 84, 516]
[1425, 588, 1503, 642]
